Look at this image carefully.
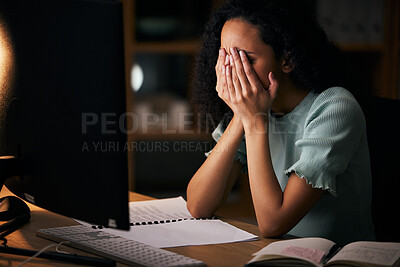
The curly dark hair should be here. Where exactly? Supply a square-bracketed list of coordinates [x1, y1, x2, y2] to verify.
[191, 0, 345, 132]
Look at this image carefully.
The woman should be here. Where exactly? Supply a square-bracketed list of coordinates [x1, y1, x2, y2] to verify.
[186, 0, 375, 245]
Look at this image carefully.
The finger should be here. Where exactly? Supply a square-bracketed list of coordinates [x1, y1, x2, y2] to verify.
[229, 54, 243, 99]
[218, 62, 229, 101]
[219, 48, 226, 66]
[225, 53, 230, 66]
[231, 48, 250, 92]
[268, 72, 279, 99]
[239, 50, 263, 91]
[215, 48, 226, 78]
[215, 48, 226, 94]
[225, 65, 236, 101]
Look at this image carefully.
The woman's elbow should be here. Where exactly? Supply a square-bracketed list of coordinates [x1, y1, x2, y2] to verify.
[258, 220, 289, 238]
[186, 201, 213, 219]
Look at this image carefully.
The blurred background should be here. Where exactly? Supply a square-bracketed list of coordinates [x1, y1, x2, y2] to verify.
[119, 0, 400, 223]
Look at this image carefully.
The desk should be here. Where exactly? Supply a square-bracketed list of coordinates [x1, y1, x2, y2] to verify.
[0, 186, 279, 266]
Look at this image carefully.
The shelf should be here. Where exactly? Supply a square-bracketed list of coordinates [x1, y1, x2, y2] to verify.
[337, 43, 385, 52]
[131, 39, 200, 54]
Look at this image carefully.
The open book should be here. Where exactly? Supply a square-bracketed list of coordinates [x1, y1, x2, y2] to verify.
[77, 196, 258, 248]
[246, 237, 400, 267]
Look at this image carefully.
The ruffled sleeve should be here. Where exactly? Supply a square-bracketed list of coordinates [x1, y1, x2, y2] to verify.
[205, 122, 248, 172]
[284, 88, 366, 196]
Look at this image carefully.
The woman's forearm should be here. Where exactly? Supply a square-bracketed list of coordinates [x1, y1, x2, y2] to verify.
[243, 115, 326, 238]
[186, 115, 244, 217]
[244, 116, 284, 232]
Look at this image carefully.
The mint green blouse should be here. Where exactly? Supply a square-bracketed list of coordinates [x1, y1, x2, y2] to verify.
[207, 87, 375, 245]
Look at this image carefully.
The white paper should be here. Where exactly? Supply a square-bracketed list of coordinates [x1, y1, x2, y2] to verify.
[76, 196, 258, 248]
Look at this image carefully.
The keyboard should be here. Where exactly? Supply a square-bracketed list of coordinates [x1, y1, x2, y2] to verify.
[36, 225, 206, 267]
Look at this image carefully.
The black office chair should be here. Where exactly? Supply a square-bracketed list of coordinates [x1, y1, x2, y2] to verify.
[362, 96, 400, 242]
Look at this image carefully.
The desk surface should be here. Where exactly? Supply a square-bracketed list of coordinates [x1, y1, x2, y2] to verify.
[0, 186, 279, 267]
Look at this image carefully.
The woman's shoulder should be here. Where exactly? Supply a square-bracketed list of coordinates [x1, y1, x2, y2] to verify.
[311, 87, 363, 115]
[306, 86, 365, 128]
[314, 86, 359, 106]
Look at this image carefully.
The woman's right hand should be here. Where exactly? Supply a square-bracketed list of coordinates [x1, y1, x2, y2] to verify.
[186, 48, 246, 218]
[215, 48, 232, 109]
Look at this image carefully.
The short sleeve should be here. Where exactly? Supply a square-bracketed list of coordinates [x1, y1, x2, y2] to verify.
[284, 89, 366, 196]
[205, 122, 248, 172]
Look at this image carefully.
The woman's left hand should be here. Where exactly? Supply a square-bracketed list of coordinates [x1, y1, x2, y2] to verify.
[219, 47, 279, 130]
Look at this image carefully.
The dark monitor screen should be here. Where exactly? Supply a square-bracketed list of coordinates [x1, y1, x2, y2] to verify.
[0, 0, 130, 230]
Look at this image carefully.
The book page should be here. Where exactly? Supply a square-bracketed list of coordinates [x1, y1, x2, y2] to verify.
[249, 238, 335, 266]
[327, 241, 400, 266]
[128, 197, 193, 224]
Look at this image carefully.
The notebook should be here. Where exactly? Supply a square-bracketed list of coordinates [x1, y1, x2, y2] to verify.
[76, 196, 258, 248]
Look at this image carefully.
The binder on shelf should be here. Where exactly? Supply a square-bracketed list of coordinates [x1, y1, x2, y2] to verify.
[368, 0, 384, 44]
[316, 0, 338, 42]
[316, 0, 384, 45]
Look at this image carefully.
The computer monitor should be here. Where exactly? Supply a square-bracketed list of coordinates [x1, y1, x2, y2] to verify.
[0, 0, 130, 230]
